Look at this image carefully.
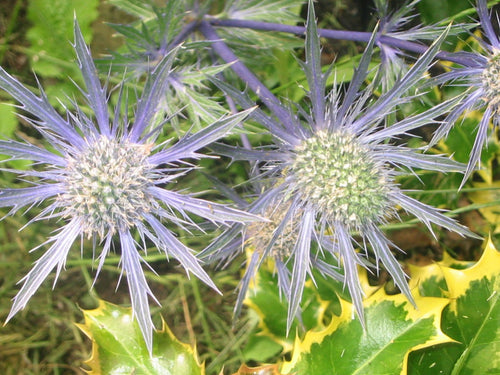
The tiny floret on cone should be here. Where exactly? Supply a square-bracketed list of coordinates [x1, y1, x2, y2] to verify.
[291, 130, 392, 227]
[61, 136, 156, 237]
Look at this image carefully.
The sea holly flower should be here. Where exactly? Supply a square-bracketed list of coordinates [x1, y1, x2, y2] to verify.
[429, 0, 500, 184]
[0, 20, 258, 353]
[373, 0, 456, 91]
[203, 1, 477, 330]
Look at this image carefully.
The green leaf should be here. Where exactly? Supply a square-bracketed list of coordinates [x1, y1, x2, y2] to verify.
[242, 334, 283, 363]
[418, 0, 471, 24]
[408, 343, 465, 375]
[281, 290, 451, 375]
[440, 239, 500, 374]
[230, 364, 285, 375]
[0, 101, 18, 139]
[108, 0, 157, 20]
[78, 300, 204, 375]
[0, 101, 30, 170]
[24, 0, 99, 111]
[27, 0, 99, 78]
[245, 265, 327, 352]
[408, 238, 500, 375]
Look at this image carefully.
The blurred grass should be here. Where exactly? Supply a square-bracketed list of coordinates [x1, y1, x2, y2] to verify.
[0, 203, 254, 374]
[0, 210, 90, 374]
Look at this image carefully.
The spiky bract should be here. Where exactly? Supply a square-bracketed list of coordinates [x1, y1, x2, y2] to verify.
[202, 0, 477, 331]
[430, 0, 500, 184]
[0, 21, 258, 353]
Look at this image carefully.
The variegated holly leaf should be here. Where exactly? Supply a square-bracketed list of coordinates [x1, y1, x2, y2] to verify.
[408, 238, 500, 374]
[245, 266, 327, 352]
[229, 364, 284, 375]
[468, 181, 500, 233]
[408, 261, 449, 298]
[245, 257, 382, 355]
[77, 300, 204, 375]
[281, 289, 451, 375]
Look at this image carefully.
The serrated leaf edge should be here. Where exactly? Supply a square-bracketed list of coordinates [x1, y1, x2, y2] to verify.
[245, 275, 330, 353]
[442, 237, 500, 306]
[281, 289, 453, 375]
[77, 300, 205, 374]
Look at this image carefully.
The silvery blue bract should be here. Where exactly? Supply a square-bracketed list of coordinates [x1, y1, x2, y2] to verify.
[0, 20, 259, 353]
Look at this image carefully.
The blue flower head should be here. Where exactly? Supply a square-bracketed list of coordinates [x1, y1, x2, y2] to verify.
[0, 20, 258, 353]
[430, 0, 500, 184]
[204, 1, 478, 330]
[374, 0, 452, 90]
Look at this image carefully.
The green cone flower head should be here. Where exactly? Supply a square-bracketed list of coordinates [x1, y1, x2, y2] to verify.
[292, 129, 392, 228]
[481, 50, 500, 115]
[61, 136, 156, 237]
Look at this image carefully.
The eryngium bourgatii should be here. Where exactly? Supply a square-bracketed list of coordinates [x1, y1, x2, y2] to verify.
[429, 0, 500, 185]
[0, 21, 258, 353]
[202, 2, 478, 331]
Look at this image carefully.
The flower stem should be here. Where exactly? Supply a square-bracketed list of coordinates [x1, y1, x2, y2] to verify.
[170, 20, 199, 48]
[207, 18, 476, 67]
[197, 20, 295, 130]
